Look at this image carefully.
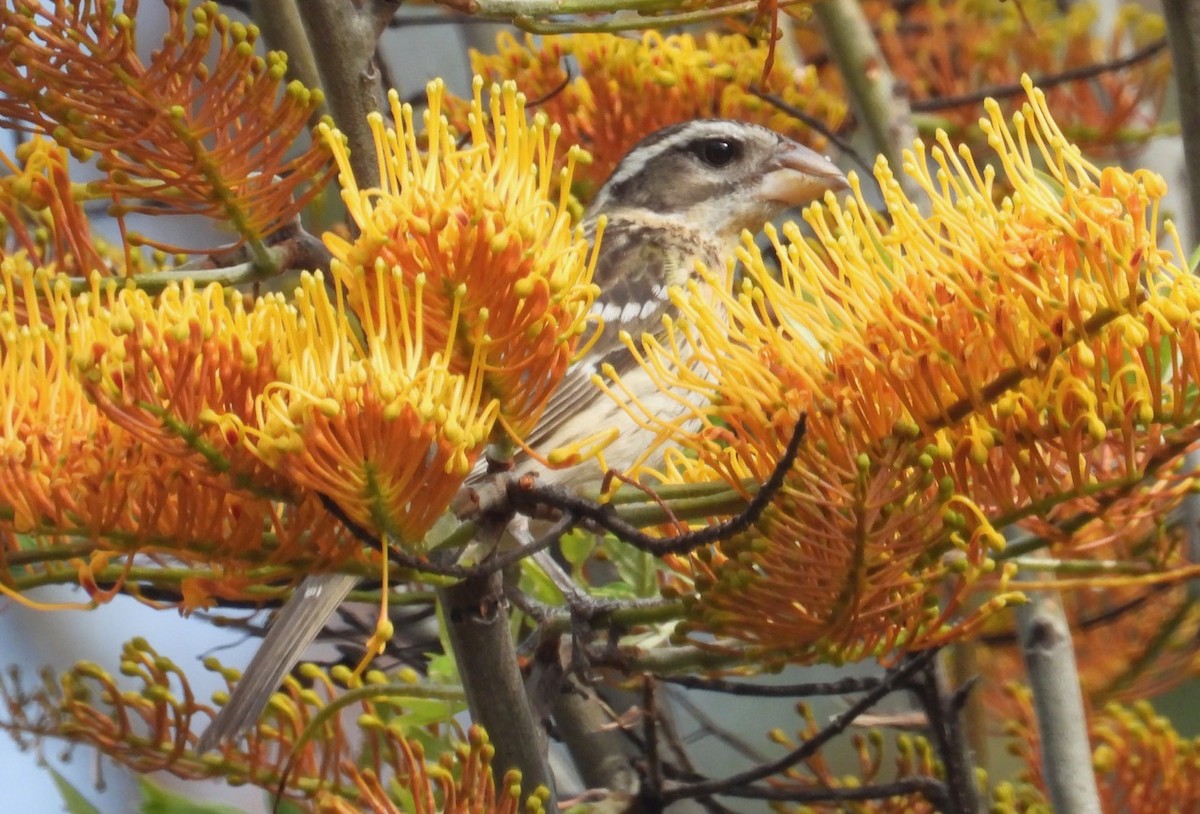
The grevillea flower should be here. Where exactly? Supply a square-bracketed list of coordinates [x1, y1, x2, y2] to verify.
[456, 31, 848, 202]
[796, 0, 1169, 153]
[0, 0, 332, 257]
[2, 75, 595, 606]
[321, 78, 597, 442]
[625, 76, 1197, 660]
[243, 272, 498, 544]
[0, 139, 109, 276]
[221, 77, 596, 542]
[997, 687, 1200, 813]
[1, 639, 538, 812]
[0, 256, 351, 609]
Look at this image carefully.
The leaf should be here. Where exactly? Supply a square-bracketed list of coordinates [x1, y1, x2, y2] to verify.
[48, 768, 102, 814]
[559, 527, 597, 568]
[138, 777, 249, 814]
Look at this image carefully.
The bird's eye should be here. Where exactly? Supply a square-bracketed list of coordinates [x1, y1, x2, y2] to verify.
[691, 138, 741, 168]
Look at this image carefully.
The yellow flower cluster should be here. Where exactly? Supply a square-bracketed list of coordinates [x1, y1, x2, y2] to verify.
[322, 78, 597, 441]
[633, 77, 1196, 659]
[0, 1, 332, 256]
[0, 79, 595, 604]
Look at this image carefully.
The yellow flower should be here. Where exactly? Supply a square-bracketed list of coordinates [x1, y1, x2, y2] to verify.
[248, 273, 497, 543]
[322, 78, 597, 442]
[633, 76, 1193, 659]
[0, 256, 349, 598]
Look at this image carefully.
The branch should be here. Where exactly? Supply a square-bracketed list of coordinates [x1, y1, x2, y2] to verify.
[438, 567, 556, 805]
[660, 673, 896, 698]
[1164, 1, 1200, 239]
[656, 650, 940, 805]
[317, 493, 577, 581]
[747, 86, 874, 177]
[910, 656, 982, 813]
[1015, 576, 1102, 813]
[301, 0, 389, 192]
[507, 414, 808, 557]
[813, 0, 917, 198]
[249, 0, 327, 126]
[910, 37, 1169, 113]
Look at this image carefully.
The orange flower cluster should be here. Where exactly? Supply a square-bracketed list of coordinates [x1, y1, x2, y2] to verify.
[0, 257, 350, 609]
[998, 687, 1200, 813]
[0, 139, 111, 276]
[629, 77, 1195, 661]
[455, 31, 847, 202]
[0, 80, 594, 605]
[1, 639, 537, 813]
[0, 0, 332, 259]
[798, 0, 1169, 152]
[975, 576, 1200, 723]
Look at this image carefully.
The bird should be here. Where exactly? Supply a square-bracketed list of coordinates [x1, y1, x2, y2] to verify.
[195, 119, 848, 752]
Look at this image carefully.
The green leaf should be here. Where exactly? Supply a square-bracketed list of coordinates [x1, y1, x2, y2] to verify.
[393, 696, 460, 729]
[138, 777, 249, 814]
[597, 535, 661, 598]
[48, 769, 102, 814]
[559, 527, 596, 568]
[518, 555, 565, 605]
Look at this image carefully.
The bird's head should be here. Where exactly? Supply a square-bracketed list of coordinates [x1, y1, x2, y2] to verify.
[589, 119, 848, 240]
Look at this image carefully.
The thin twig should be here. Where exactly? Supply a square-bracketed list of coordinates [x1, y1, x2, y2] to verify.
[697, 776, 949, 803]
[316, 492, 576, 580]
[910, 38, 1168, 113]
[746, 86, 873, 176]
[656, 650, 939, 804]
[661, 672, 893, 697]
[509, 413, 807, 556]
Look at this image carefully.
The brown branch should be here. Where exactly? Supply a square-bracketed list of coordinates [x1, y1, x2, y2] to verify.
[910, 656, 982, 813]
[507, 413, 808, 557]
[654, 650, 941, 805]
[316, 492, 577, 581]
[660, 673, 897, 697]
[746, 86, 873, 176]
[910, 37, 1168, 113]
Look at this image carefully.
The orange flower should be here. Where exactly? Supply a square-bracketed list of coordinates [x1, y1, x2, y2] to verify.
[0, 1, 332, 257]
[798, 0, 1169, 153]
[322, 78, 598, 442]
[626, 77, 1194, 659]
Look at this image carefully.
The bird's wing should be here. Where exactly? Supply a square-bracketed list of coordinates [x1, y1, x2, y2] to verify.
[523, 215, 692, 452]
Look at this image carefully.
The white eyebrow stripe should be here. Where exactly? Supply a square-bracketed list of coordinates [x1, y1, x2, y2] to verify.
[597, 120, 766, 199]
[601, 133, 687, 191]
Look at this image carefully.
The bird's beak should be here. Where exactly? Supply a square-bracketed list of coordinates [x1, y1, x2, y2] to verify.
[761, 144, 849, 206]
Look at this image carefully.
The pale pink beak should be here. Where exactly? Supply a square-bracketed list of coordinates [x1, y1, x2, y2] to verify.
[761, 144, 849, 206]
